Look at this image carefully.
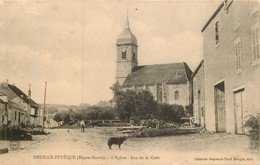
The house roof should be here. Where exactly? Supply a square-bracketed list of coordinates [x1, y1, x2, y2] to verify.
[122, 62, 192, 87]
[8, 100, 26, 111]
[0, 82, 38, 108]
[201, 1, 224, 32]
[7, 84, 38, 108]
[191, 60, 204, 78]
[0, 83, 18, 100]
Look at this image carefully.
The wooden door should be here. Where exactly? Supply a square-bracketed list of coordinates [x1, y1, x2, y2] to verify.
[234, 89, 245, 134]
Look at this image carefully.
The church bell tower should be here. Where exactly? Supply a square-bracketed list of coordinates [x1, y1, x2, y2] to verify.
[116, 15, 138, 85]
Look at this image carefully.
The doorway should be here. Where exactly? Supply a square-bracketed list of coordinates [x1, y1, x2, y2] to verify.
[234, 89, 245, 134]
[214, 81, 226, 132]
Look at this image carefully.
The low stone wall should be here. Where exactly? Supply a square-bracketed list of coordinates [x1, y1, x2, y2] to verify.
[133, 127, 200, 138]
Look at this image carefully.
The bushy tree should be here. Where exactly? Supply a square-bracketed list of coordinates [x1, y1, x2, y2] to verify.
[158, 103, 185, 123]
[53, 112, 70, 124]
[185, 104, 193, 117]
[53, 113, 62, 122]
[115, 90, 157, 122]
[115, 90, 137, 122]
[244, 115, 259, 151]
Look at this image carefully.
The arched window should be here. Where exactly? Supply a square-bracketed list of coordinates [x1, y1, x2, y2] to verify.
[174, 91, 179, 100]
[122, 48, 127, 59]
[133, 49, 136, 60]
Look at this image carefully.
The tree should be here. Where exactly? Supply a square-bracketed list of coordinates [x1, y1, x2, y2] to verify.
[96, 100, 109, 107]
[158, 103, 185, 123]
[115, 90, 138, 122]
[185, 104, 193, 117]
[115, 90, 157, 122]
[53, 113, 62, 122]
[53, 112, 70, 124]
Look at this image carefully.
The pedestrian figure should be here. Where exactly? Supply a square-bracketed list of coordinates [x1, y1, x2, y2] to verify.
[156, 121, 160, 129]
[80, 120, 85, 132]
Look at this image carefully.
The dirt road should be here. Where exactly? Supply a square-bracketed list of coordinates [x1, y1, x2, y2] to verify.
[0, 128, 258, 165]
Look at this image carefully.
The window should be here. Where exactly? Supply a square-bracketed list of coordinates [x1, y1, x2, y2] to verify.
[174, 91, 179, 100]
[215, 21, 220, 45]
[2, 116, 4, 122]
[122, 52, 126, 59]
[233, 3, 240, 30]
[15, 111, 17, 120]
[234, 37, 242, 71]
[122, 47, 127, 59]
[133, 50, 136, 60]
[251, 24, 260, 65]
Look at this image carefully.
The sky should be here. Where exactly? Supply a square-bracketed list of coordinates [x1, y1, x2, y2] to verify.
[0, 0, 221, 105]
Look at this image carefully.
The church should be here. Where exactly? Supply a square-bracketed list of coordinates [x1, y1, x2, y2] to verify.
[110, 16, 193, 107]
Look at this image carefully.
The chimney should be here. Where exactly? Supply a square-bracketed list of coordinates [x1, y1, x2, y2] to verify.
[28, 84, 31, 99]
[6, 79, 8, 84]
[13, 83, 15, 86]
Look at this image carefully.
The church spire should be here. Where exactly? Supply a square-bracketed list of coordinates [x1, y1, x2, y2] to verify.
[124, 10, 130, 30]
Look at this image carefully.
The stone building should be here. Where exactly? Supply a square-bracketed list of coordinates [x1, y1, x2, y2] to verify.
[0, 91, 27, 127]
[191, 60, 205, 127]
[111, 16, 193, 107]
[201, 0, 260, 134]
[0, 82, 39, 127]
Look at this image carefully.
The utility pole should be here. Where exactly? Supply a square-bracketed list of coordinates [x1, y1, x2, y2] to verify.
[42, 82, 47, 129]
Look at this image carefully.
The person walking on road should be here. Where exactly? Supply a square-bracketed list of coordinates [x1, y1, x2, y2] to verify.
[80, 120, 85, 132]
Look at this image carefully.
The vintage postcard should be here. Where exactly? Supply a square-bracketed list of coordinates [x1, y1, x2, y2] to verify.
[0, 0, 259, 165]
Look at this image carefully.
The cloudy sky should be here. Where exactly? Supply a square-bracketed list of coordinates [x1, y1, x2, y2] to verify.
[0, 0, 220, 105]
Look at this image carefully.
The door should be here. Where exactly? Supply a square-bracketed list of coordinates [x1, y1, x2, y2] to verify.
[198, 91, 201, 124]
[234, 89, 245, 134]
[215, 82, 226, 132]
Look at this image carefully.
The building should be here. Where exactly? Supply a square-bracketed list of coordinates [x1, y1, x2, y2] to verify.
[111, 15, 193, 107]
[191, 60, 205, 127]
[0, 82, 40, 127]
[0, 91, 27, 127]
[201, 0, 260, 134]
[7, 84, 40, 126]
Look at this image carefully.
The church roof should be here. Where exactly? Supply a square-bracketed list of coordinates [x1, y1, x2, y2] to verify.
[117, 15, 137, 45]
[122, 62, 192, 87]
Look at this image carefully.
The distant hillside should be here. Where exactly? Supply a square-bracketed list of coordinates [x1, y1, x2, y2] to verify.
[39, 104, 80, 114]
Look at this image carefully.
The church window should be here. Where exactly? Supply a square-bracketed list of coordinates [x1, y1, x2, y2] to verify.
[122, 52, 126, 59]
[122, 48, 127, 59]
[174, 91, 179, 100]
[157, 84, 162, 103]
[133, 49, 136, 60]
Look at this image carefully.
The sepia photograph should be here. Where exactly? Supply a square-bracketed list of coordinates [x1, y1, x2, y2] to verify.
[0, 0, 259, 165]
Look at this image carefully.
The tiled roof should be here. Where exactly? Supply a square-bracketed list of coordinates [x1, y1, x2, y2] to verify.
[7, 84, 38, 108]
[0, 82, 38, 108]
[122, 62, 192, 87]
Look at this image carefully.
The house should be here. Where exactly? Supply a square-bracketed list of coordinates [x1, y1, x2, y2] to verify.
[7, 83, 40, 126]
[191, 60, 205, 127]
[201, 0, 260, 134]
[0, 94, 27, 127]
[0, 96, 8, 127]
[0, 82, 40, 127]
[111, 15, 193, 107]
